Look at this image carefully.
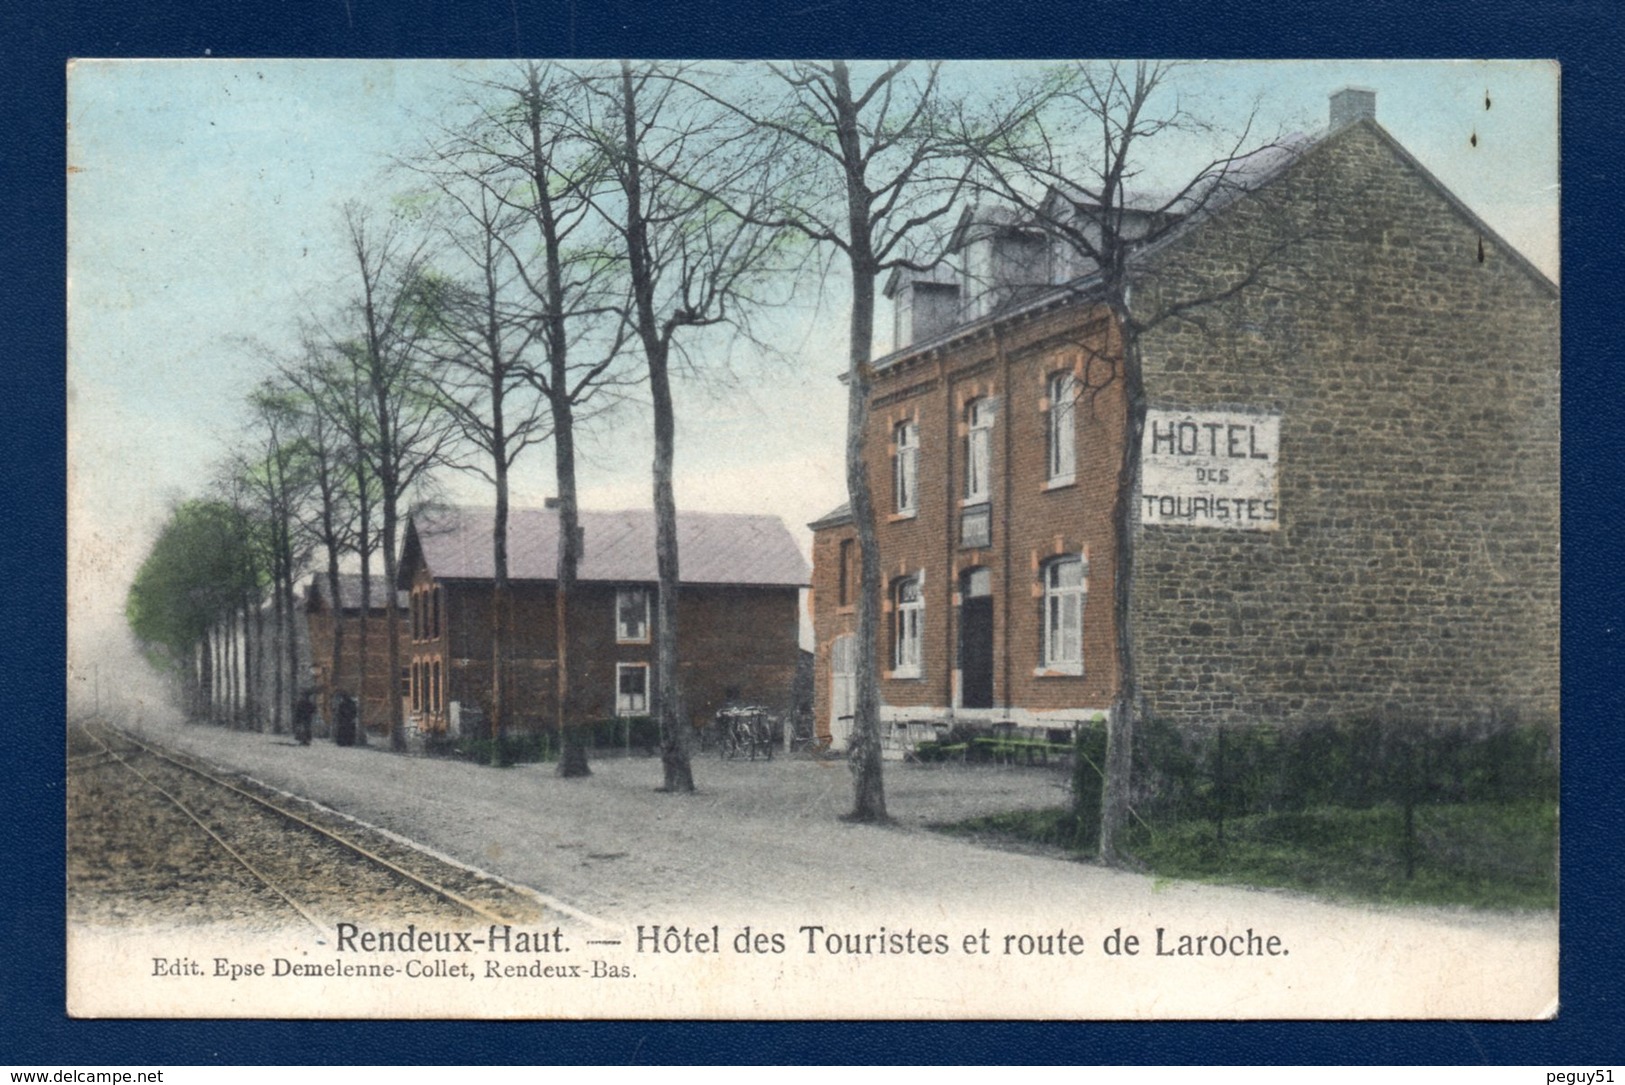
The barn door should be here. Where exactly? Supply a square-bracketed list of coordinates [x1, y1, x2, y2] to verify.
[829, 633, 856, 751]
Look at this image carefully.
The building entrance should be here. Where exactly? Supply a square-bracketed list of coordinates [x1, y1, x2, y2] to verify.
[960, 568, 994, 709]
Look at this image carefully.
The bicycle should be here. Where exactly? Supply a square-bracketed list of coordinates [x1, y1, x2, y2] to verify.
[716, 707, 774, 761]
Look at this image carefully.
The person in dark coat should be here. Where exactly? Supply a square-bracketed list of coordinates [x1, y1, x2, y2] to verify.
[293, 688, 315, 746]
[335, 692, 358, 747]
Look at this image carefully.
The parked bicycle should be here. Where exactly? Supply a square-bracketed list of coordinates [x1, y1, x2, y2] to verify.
[716, 707, 775, 761]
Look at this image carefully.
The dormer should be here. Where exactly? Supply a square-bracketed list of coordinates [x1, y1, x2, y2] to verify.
[952, 205, 1052, 322]
[884, 262, 961, 351]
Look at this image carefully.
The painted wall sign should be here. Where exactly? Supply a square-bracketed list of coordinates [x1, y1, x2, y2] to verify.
[1140, 407, 1281, 530]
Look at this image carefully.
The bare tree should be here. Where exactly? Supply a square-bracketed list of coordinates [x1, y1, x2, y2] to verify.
[410, 161, 553, 764]
[282, 344, 367, 736]
[968, 61, 1304, 860]
[696, 61, 1039, 820]
[332, 202, 457, 750]
[233, 377, 320, 734]
[416, 61, 633, 773]
[577, 60, 785, 792]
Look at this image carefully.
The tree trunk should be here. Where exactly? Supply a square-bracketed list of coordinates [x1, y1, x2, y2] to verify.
[1100, 310, 1144, 863]
[197, 631, 213, 721]
[529, 69, 591, 780]
[252, 597, 267, 731]
[554, 399, 591, 777]
[354, 479, 372, 745]
[491, 457, 510, 767]
[282, 536, 301, 736]
[619, 61, 692, 793]
[831, 63, 888, 822]
[650, 341, 691, 792]
[326, 556, 344, 740]
[227, 606, 238, 726]
[383, 498, 406, 750]
[270, 568, 285, 733]
[844, 262, 887, 822]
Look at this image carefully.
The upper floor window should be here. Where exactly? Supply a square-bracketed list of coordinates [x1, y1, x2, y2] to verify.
[965, 398, 993, 503]
[1042, 556, 1087, 672]
[892, 575, 924, 678]
[616, 588, 650, 643]
[1047, 371, 1076, 484]
[894, 420, 919, 515]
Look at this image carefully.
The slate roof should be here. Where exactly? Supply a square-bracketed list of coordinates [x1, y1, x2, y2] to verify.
[808, 502, 853, 531]
[407, 505, 810, 588]
[871, 117, 1554, 375]
[305, 574, 408, 612]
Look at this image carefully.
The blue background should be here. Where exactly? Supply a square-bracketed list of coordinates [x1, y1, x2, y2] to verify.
[11, 0, 1622, 1064]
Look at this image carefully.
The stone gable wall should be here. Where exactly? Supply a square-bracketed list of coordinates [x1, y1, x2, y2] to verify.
[1130, 121, 1559, 730]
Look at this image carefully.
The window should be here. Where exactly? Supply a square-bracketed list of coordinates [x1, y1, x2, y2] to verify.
[1047, 370, 1076, 484]
[616, 588, 650, 643]
[616, 663, 649, 716]
[838, 538, 855, 607]
[401, 665, 411, 700]
[965, 398, 993, 503]
[1042, 556, 1087, 672]
[894, 420, 919, 515]
[893, 575, 924, 678]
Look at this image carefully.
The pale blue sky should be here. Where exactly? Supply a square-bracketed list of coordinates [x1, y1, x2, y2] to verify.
[67, 59, 1559, 667]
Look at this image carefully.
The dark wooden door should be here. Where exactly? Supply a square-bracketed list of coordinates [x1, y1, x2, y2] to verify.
[960, 596, 994, 709]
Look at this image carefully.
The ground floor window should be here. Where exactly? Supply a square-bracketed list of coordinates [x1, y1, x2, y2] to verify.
[893, 574, 923, 678]
[1042, 556, 1086, 672]
[617, 662, 649, 716]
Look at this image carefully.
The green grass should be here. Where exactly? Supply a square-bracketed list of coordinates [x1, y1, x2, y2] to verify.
[933, 800, 1557, 911]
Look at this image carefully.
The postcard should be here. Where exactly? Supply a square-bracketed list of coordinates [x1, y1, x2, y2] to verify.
[67, 58, 1559, 1019]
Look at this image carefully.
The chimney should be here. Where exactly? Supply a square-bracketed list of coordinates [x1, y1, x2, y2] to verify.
[1329, 86, 1377, 129]
[544, 496, 560, 509]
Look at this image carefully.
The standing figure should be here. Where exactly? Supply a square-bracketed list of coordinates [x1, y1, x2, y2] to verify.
[293, 688, 315, 746]
[335, 691, 358, 747]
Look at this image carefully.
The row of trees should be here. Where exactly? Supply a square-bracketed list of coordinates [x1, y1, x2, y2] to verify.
[126, 60, 1280, 858]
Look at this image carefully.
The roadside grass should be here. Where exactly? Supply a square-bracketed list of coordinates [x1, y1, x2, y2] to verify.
[933, 800, 1557, 911]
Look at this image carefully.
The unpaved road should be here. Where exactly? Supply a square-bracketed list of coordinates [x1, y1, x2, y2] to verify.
[77, 703, 1557, 1019]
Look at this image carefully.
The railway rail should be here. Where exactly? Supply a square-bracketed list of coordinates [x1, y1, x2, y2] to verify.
[68, 717, 548, 933]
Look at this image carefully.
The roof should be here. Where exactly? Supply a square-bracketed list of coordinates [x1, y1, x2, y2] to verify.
[808, 501, 853, 531]
[305, 574, 408, 612]
[869, 117, 1555, 376]
[407, 505, 810, 588]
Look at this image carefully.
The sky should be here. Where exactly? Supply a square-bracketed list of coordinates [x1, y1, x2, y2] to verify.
[65, 59, 1560, 688]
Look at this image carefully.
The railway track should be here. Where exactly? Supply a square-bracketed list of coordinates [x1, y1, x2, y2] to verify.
[68, 717, 550, 933]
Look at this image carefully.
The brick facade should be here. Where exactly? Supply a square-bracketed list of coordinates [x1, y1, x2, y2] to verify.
[399, 508, 806, 738]
[406, 575, 801, 736]
[811, 306, 1128, 746]
[810, 109, 1558, 746]
[304, 576, 408, 736]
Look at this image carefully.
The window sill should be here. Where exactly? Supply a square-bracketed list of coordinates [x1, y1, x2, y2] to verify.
[1044, 476, 1076, 492]
[959, 498, 991, 510]
[888, 509, 919, 522]
[887, 668, 923, 681]
[616, 636, 652, 646]
[1033, 664, 1084, 678]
